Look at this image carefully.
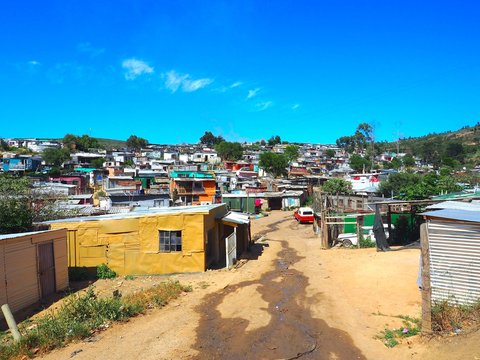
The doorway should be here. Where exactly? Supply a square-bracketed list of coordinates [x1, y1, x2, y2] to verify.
[38, 242, 56, 298]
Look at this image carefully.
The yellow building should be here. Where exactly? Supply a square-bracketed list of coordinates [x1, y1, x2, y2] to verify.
[46, 204, 250, 276]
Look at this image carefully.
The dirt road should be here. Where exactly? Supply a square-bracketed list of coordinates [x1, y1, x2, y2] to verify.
[43, 211, 480, 360]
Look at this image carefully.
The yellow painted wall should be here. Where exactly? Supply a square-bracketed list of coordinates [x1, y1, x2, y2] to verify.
[50, 207, 228, 275]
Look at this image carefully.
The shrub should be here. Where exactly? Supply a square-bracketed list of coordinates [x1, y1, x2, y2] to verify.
[432, 299, 480, 332]
[96, 263, 117, 279]
[0, 281, 191, 359]
[359, 236, 376, 248]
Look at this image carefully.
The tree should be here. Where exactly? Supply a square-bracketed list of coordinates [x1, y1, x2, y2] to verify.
[126, 135, 148, 152]
[91, 157, 105, 169]
[284, 145, 299, 163]
[322, 178, 352, 195]
[267, 135, 281, 146]
[0, 139, 11, 151]
[0, 175, 33, 234]
[325, 149, 336, 158]
[259, 152, 289, 177]
[390, 157, 402, 170]
[214, 141, 243, 161]
[0, 175, 77, 234]
[42, 148, 70, 167]
[62, 134, 78, 151]
[349, 154, 370, 172]
[402, 154, 416, 168]
[200, 131, 224, 147]
[62, 134, 100, 152]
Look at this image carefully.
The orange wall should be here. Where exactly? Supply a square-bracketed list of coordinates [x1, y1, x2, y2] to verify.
[200, 180, 216, 204]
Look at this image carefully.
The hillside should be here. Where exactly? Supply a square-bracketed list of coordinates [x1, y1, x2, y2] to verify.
[388, 123, 480, 167]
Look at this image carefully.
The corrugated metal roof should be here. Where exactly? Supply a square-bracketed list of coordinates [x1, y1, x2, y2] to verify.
[421, 209, 480, 223]
[0, 229, 63, 241]
[42, 203, 225, 224]
[221, 212, 250, 225]
[425, 201, 480, 211]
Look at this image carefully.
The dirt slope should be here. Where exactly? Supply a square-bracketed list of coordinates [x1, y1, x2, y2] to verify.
[42, 211, 480, 360]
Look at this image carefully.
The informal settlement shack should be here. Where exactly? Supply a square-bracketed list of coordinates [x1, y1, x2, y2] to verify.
[45, 204, 250, 276]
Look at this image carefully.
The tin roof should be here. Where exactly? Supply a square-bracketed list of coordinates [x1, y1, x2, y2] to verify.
[421, 209, 480, 223]
[0, 229, 63, 241]
[42, 203, 225, 224]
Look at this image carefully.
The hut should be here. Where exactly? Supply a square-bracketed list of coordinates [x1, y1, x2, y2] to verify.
[0, 229, 68, 319]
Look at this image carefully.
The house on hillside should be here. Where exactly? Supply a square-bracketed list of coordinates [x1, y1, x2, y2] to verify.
[45, 204, 250, 275]
[170, 170, 216, 205]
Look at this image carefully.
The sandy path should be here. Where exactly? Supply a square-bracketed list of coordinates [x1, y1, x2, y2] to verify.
[42, 211, 480, 360]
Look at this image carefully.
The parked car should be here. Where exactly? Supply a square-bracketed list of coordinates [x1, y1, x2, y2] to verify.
[294, 207, 314, 224]
[336, 224, 394, 247]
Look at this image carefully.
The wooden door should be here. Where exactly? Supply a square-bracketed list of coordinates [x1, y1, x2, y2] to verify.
[38, 242, 56, 298]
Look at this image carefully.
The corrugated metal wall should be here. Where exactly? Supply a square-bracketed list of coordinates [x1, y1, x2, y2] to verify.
[427, 220, 480, 304]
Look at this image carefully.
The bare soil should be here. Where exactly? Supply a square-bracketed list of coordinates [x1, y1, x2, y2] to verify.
[41, 211, 480, 360]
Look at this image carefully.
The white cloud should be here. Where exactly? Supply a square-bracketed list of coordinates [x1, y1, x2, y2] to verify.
[27, 60, 40, 66]
[183, 78, 213, 92]
[164, 70, 213, 93]
[77, 42, 105, 57]
[122, 58, 154, 80]
[247, 88, 260, 99]
[230, 81, 242, 88]
[292, 103, 300, 110]
[255, 101, 273, 111]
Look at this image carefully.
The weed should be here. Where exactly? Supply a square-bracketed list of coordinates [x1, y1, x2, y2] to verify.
[359, 235, 376, 248]
[377, 315, 421, 348]
[124, 275, 135, 281]
[96, 263, 117, 279]
[0, 280, 191, 360]
[431, 298, 480, 333]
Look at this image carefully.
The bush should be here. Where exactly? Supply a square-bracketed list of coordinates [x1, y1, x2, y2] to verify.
[359, 236, 376, 248]
[96, 264, 117, 279]
[432, 299, 480, 332]
[0, 281, 191, 359]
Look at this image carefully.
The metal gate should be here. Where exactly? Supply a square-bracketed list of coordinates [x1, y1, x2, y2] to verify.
[225, 230, 237, 268]
[38, 242, 56, 298]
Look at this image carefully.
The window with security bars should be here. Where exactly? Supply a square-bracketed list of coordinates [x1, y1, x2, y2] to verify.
[159, 230, 182, 252]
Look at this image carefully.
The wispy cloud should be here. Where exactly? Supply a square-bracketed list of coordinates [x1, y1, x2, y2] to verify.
[255, 101, 273, 111]
[77, 42, 105, 57]
[46, 63, 92, 84]
[247, 88, 260, 99]
[230, 81, 242, 88]
[164, 70, 213, 93]
[292, 103, 300, 110]
[122, 58, 154, 80]
[27, 60, 41, 66]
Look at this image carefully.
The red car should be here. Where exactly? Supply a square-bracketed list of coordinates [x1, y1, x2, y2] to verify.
[294, 207, 315, 224]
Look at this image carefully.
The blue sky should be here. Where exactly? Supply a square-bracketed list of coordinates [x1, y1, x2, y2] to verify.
[1, 1, 479, 144]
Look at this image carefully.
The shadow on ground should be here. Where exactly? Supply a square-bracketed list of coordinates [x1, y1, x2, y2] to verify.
[192, 216, 366, 360]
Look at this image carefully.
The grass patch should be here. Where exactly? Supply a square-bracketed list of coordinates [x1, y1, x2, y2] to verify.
[124, 275, 135, 281]
[359, 236, 376, 248]
[431, 299, 480, 333]
[377, 315, 420, 348]
[96, 263, 117, 279]
[0, 280, 191, 360]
